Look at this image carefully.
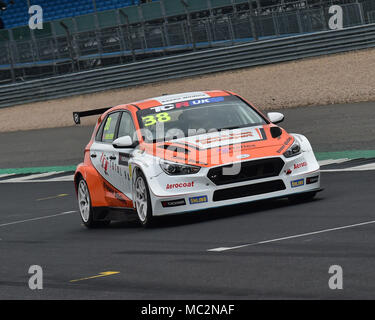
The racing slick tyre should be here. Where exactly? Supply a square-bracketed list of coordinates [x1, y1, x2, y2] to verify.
[77, 178, 110, 228]
[134, 171, 155, 228]
[288, 191, 317, 204]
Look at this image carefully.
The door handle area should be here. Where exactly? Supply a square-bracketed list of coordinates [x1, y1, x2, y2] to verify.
[110, 156, 117, 160]
[90, 154, 97, 158]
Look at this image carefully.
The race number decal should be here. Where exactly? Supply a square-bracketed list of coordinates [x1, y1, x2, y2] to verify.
[142, 115, 157, 127]
[142, 112, 171, 127]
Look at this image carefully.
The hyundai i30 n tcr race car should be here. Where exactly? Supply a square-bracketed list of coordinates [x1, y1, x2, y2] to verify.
[74, 90, 321, 228]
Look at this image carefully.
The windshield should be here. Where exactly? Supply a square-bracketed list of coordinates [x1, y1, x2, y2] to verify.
[136, 96, 267, 142]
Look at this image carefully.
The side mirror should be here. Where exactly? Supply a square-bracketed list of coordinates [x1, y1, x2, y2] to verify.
[267, 112, 284, 124]
[112, 136, 134, 148]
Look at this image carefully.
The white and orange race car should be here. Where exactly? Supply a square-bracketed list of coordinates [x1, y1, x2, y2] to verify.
[74, 90, 321, 228]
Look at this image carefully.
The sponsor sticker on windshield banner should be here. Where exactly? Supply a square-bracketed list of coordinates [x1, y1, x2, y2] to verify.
[149, 97, 225, 114]
[139, 96, 227, 128]
[155, 92, 211, 104]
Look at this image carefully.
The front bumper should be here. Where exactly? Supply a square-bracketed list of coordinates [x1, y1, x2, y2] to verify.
[147, 151, 321, 216]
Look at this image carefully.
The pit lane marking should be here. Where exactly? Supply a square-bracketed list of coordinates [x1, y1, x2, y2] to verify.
[70, 271, 120, 283]
[207, 219, 375, 252]
[0, 211, 76, 228]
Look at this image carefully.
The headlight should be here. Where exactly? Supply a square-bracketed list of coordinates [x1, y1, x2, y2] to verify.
[160, 160, 200, 175]
[283, 141, 301, 158]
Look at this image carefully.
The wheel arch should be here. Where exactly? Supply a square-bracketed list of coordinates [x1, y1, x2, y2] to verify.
[74, 163, 109, 207]
[74, 171, 84, 195]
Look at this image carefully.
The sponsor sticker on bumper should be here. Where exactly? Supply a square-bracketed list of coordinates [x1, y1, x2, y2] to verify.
[306, 175, 319, 184]
[161, 199, 186, 208]
[189, 195, 208, 205]
[291, 178, 304, 188]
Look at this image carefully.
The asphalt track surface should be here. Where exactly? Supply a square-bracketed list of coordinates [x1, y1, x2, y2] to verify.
[0, 101, 375, 299]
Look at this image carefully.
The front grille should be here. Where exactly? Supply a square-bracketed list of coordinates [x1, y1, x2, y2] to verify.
[213, 180, 286, 202]
[207, 158, 284, 185]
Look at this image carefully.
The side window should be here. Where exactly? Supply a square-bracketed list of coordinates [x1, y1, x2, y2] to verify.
[95, 118, 106, 141]
[118, 112, 136, 141]
[101, 112, 120, 143]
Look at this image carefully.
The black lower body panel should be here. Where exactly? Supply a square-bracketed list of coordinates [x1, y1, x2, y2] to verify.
[213, 180, 286, 202]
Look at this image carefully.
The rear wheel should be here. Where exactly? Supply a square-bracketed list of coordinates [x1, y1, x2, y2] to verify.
[289, 191, 317, 204]
[77, 178, 110, 228]
[134, 171, 154, 228]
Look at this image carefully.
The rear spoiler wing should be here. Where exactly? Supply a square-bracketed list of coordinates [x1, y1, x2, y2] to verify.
[73, 107, 111, 125]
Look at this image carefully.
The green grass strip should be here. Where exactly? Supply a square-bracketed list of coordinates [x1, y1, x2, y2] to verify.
[0, 165, 77, 175]
[315, 150, 375, 161]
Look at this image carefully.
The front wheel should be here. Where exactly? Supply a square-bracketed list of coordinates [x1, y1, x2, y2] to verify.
[134, 172, 155, 228]
[77, 178, 110, 228]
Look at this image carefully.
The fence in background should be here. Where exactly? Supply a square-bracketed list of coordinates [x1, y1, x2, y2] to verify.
[0, 0, 373, 84]
[1, 23, 375, 109]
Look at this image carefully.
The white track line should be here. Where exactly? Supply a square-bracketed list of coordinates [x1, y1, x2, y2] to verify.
[44, 175, 74, 182]
[0, 211, 76, 228]
[318, 158, 350, 166]
[0, 173, 74, 183]
[0, 174, 16, 179]
[1, 171, 59, 183]
[321, 163, 375, 172]
[207, 219, 375, 252]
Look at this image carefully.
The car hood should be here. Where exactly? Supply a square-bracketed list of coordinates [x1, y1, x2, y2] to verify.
[140, 125, 294, 167]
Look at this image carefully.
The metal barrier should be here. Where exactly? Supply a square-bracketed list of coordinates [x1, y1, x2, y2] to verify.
[0, 1, 372, 84]
[0, 22, 375, 109]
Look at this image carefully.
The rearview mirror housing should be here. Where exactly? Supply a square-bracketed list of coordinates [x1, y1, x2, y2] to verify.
[267, 112, 285, 124]
[112, 136, 134, 148]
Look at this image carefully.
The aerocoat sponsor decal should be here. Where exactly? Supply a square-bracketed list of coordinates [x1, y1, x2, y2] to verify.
[166, 181, 195, 190]
[294, 161, 307, 170]
[189, 195, 208, 204]
[291, 178, 304, 188]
